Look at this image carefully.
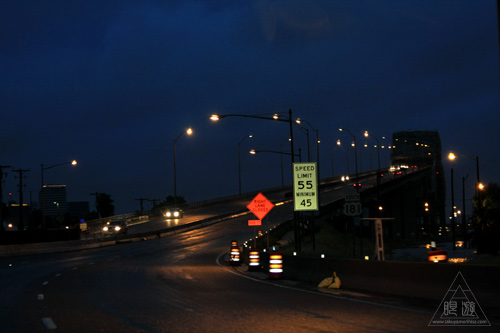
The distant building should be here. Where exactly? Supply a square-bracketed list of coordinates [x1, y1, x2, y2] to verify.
[40, 185, 67, 218]
[390, 130, 442, 169]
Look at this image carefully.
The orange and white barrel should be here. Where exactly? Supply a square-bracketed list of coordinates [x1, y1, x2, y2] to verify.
[248, 250, 261, 270]
[269, 252, 283, 279]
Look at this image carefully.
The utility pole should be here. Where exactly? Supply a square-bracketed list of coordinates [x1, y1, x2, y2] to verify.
[0, 165, 11, 232]
[13, 168, 30, 231]
[135, 198, 148, 214]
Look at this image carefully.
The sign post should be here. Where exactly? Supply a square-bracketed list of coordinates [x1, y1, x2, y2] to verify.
[293, 162, 318, 211]
[247, 193, 274, 247]
[361, 218, 394, 260]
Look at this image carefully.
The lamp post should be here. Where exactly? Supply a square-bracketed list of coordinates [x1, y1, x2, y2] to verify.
[364, 131, 381, 170]
[41, 160, 77, 188]
[0, 165, 11, 232]
[250, 149, 302, 188]
[294, 121, 310, 162]
[365, 130, 386, 186]
[337, 139, 350, 175]
[448, 151, 484, 238]
[41, 160, 77, 229]
[238, 134, 252, 196]
[339, 128, 359, 191]
[296, 118, 321, 252]
[280, 140, 290, 187]
[211, 110, 301, 252]
[448, 153, 482, 199]
[451, 168, 456, 250]
[296, 118, 320, 181]
[462, 175, 468, 248]
[173, 128, 193, 204]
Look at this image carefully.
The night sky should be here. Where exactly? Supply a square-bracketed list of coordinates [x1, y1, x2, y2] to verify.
[2, 1, 499, 214]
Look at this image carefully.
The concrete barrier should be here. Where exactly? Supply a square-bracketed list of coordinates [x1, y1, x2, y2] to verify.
[283, 255, 500, 309]
[0, 212, 248, 257]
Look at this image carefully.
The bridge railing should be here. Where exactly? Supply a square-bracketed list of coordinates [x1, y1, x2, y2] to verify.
[84, 169, 382, 232]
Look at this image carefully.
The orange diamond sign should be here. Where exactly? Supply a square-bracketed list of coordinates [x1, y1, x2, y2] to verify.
[247, 192, 274, 220]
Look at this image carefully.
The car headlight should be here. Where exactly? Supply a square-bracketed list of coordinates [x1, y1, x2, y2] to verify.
[103, 226, 109, 231]
[173, 211, 180, 217]
[115, 226, 121, 231]
[166, 212, 171, 217]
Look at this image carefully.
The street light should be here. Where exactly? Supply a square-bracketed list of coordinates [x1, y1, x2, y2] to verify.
[211, 110, 301, 252]
[250, 148, 301, 188]
[336, 139, 351, 175]
[0, 165, 11, 232]
[238, 134, 253, 196]
[448, 151, 483, 240]
[40, 160, 77, 229]
[250, 149, 301, 159]
[365, 130, 385, 186]
[296, 118, 321, 252]
[364, 131, 381, 172]
[339, 128, 359, 191]
[41, 160, 77, 187]
[173, 128, 193, 204]
[211, 113, 289, 123]
[296, 118, 320, 173]
[295, 119, 310, 162]
[451, 167, 456, 250]
[448, 151, 482, 206]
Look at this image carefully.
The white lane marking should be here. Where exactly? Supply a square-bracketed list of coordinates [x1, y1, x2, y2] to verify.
[38, 294, 44, 300]
[72, 267, 78, 270]
[55, 273, 61, 277]
[42, 281, 49, 286]
[42, 317, 57, 330]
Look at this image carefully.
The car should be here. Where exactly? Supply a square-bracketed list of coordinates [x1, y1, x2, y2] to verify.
[102, 220, 127, 235]
[164, 208, 183, 219]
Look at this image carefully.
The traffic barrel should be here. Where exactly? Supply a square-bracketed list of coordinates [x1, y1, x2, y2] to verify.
[428, 248, 448, 263]
[268, 251, 283, 279]
[230, 240, 241, 265]
[248, 249, 261, 270]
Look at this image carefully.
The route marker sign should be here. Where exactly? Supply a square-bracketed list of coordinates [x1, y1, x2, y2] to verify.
[247, 192, 274, 220]
[344, 194, 362, 216]
[293, 162, 318, 211]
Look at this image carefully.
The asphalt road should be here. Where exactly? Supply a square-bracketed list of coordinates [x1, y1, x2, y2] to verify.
[1, 198, 491, 332]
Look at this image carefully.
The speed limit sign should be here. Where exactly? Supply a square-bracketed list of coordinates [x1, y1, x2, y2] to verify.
[344, 202, 362, 216]
[293, 162, 318, 211]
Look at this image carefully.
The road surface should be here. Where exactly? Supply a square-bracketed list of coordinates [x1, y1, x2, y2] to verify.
[1, 198, 491, 332]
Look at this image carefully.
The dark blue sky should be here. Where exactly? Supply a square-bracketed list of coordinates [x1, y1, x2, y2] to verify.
[1, 1, 499, 214]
